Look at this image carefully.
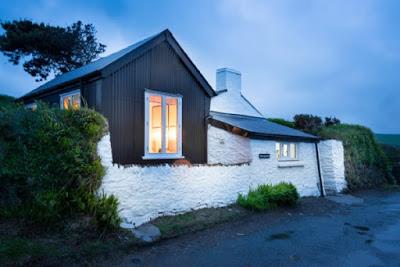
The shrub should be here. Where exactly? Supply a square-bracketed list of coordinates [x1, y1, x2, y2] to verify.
[324, 117, 341, 127]
[293, 114, 323, 134]
[0, 101, 120, 230]
[319, 124, 394, 190]
[0, 94, 15, 109]
[268, 118, 295, 129]
[237, 183, 299, 211]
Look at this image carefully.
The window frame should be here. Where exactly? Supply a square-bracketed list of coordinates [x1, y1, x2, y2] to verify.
[143, 89, 183, 160]
[276, 142, 298, 161]
[25, 102, 37, 111]
[59, 89, 81, 110]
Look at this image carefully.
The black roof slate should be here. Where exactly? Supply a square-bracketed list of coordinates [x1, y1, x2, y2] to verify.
[209, 111, 319, 141]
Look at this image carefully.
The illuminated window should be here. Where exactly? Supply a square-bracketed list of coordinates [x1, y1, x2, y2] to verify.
[60, 90, 81, 110]
[144, 90, 182, 159]
[25, 102, 37, 111]
[276, 142, 297, 160]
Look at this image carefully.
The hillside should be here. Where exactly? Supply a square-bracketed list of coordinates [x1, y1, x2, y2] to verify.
[375, 134, 400, 148]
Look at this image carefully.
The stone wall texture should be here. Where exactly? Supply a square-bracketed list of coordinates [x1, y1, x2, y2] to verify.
[318, 140, 347, 194]
[207, 125, 252, 165]
[99, 127, 346, 228]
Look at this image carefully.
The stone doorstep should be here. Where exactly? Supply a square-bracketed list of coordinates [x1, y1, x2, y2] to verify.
[132, 223, 161, 243]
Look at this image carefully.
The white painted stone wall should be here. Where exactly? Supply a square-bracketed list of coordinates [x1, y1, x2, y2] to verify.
[318, 140, 347, 194]
[99, 126, 333, 228]
[207, 125, 252, 164]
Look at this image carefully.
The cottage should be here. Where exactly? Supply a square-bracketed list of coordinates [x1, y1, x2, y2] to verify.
[20, 29, 346, 227]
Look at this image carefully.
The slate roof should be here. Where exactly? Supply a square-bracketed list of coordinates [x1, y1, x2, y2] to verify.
[209, 111, 319, 141]
[21, 29, 215, 99]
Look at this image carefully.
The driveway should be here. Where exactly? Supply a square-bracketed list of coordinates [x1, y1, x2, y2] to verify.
[113, 190, 400, 267]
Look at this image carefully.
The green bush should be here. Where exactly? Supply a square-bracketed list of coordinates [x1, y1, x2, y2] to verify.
[319, 124, 394, 190]
[293, 114, 323, 134]
[0, 101, 120, 230]
[0, 95, 15, 110]
[237, 183, 299, 211]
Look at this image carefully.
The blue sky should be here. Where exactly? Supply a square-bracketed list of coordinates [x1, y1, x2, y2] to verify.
[1, 0, 399, 133]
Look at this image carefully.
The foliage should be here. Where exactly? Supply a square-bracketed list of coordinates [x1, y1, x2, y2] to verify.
[0, 95, 15, 110]
[293, 114, 323, 134]
[269, 116, 340, 130]
[319, 124, 394, 190]
[0, 19, 105, 81]
[324, 116, 341, 127]
[0, 101, 120, 230]
[237, 183, 299, 211]
[268, 118, 295, 128]
[381, 144, 400, 184]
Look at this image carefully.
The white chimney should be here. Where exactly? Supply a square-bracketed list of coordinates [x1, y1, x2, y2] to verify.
[216, 68, 241, 95]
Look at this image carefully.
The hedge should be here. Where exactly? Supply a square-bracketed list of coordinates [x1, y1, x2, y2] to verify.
[319, 124, 394, 190]
[0, 100, 120, 230]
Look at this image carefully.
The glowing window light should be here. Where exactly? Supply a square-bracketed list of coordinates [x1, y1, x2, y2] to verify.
[144, 91, 182, 159]
[60, 90, 81, 110]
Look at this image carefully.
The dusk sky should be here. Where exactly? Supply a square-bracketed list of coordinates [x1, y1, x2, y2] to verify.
[1, 0, 399, 133]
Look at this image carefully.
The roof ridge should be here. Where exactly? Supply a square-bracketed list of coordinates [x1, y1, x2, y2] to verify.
[20, 29, 169, 99]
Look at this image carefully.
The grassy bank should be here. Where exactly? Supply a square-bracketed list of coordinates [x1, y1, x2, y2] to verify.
[319, 124, 394, 189]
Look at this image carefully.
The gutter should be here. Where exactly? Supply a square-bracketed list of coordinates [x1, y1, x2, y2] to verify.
[315, 142, 325, 197]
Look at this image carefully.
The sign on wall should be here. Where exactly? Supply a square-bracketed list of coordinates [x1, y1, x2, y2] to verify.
[259, 153, 270, 159]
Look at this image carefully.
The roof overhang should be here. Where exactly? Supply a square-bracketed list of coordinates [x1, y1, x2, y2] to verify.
[209, 111, 320, 142]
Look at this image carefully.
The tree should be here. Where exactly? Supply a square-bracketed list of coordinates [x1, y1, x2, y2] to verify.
[0, 20, 105, 81]
[293, 114, 323, 134]
[324, 116, 341, 127]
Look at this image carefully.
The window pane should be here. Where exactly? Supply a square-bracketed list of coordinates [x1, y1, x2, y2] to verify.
[166, 97, 177, 153]
[149, 95, 162, 153]
[282, 144, 288, 157]
[63, 96, 71, 109]
[276, 143, 281, 159]
[72, 94, 80, 109]
[290, 143, 296, 159]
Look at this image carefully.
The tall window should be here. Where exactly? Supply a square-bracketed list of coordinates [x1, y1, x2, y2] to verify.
[144, 90, 182, 159]
[276, 142, 297, 160]
[60, 90, 81, 110]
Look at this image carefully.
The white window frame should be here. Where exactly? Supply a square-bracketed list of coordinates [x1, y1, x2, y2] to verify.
[276, 142, 298, 161]
[143, 89, 183, 160]
[59, 89, 81, 110]
[25, 102, 37, 110]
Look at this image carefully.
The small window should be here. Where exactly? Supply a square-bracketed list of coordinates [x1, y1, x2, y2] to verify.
[144, 90, 182, 159]
[25, 103, 37, 111]
[60, 90, 81, 110]
[276, 142, 297, 161]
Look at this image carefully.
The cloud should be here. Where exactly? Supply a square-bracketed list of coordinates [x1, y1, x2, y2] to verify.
[0, 0, 398, 133]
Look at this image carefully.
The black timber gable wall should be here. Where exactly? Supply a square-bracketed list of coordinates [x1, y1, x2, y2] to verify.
[101, 40, 210, 165]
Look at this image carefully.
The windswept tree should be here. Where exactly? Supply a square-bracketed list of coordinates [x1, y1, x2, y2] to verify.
[0, 20, 105, 81]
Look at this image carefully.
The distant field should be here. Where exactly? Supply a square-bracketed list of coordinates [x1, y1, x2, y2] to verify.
[375, 134, 400, 147]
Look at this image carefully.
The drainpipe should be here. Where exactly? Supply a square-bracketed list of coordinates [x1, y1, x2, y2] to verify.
[315, 142, 325, 197]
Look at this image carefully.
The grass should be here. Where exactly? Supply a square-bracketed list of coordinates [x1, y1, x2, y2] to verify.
[152, 205, 249, 239]
[237, 183, 299, 211]
[0, 205, 250, 266]
[0, 218, 139, 266]
[320, 124, 393, 189]
[0, 237, 60, 266]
